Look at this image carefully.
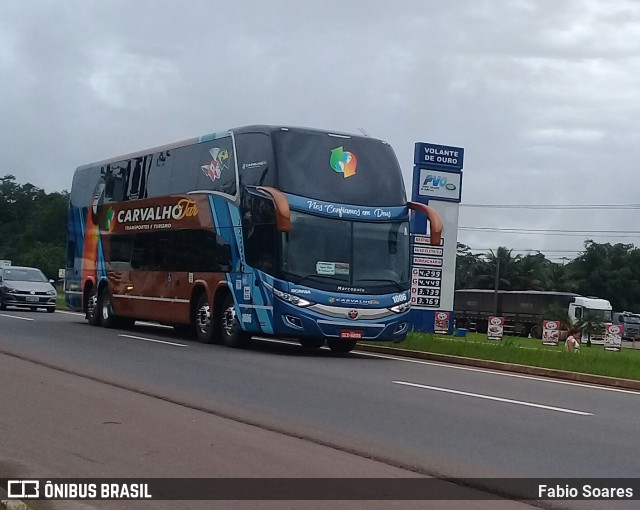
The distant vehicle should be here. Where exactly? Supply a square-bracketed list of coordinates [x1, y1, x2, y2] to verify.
[454, 289, 613, 339]
[612, 311, 640, 340]
[0, 266, 57, 313]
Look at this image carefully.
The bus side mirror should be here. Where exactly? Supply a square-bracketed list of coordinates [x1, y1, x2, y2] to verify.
[256, 186, 291, 232]
[407, 202, 443, 246]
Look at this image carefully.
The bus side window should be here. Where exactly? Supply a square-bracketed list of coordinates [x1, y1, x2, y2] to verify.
[216, 236, 232, 272]
[242, 193, 277, 273]
[127, 157, 148, 200]
[172, 230, 231, 273]
[146, 152, 172, 197]
[104, 161, 130, 202]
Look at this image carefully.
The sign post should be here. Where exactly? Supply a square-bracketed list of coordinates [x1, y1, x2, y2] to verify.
[542, 320, 561, 346]
[604, 324, 623, 352]
[410, 143, 464, 333]
[487, 316, 505, 340]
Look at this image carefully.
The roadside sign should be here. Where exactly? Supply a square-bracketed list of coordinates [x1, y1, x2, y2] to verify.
[542, 320, 561, 346]
[434, 311, 450, 334]
[0, 260, 11, 267]
[58, 268, 65, 279]
[487, 316, 505, 340]
[604, 324, 623, 352]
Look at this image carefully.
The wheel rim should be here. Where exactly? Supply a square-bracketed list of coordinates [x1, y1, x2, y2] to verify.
[88, 293, 97, 319]
[102, 294, 111, 321]
[222, 304, 237, 336]
[197, 302, 211, 336]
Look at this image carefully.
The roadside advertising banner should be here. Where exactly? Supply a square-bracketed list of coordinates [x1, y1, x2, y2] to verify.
[542, 320, 561, 346]
[434, 311, 450, 334]
[487, 316, 505, 340]
[604, 324, 623, 352]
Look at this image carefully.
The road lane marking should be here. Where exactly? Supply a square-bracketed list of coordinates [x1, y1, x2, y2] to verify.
[393, 380, 593, 416]
[56, 310, 84, 316]
[361, 351, 640, 396]
[0, 313, 35, 321]
[135, 321, 173, 329]
[117, 334, 188, 347]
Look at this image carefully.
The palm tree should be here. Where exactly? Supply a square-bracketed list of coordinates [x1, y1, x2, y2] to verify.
[473, 247, 521, 290]
[575, 311, 605, 347]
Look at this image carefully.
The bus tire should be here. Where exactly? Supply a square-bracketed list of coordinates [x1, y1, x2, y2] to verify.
[86, 286, 100, 326]
[327, 338, 357, 353]
[219, 293, 251, 348]
[299, 337, 324, 349]
[98, 287, 117, 328]
[530, 324, 541, 339]
[195, 293, 216, 343]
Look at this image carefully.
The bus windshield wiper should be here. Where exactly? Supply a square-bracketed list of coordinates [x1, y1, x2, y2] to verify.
[355, 278, 405, 291]
[294, 274, 347, 285]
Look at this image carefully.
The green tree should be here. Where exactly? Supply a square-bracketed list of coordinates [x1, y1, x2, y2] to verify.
[455, 243, 482, 289]
[0, 175, 67, 280]
[568, 241, 640, 311]
[472, 247, 522, 290]
[576, 311, 606, 348]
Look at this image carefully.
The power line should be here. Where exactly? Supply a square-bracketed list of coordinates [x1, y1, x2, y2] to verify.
[461, 227, 640, 233]
[461, 203, 640, 210]
[459, 226, 640, 238]
[468, 248, 583, 253]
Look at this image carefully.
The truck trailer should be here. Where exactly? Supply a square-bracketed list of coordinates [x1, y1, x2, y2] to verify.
[454, 289, 613, 338]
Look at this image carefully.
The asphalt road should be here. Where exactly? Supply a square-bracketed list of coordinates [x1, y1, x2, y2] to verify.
[1, 308, 640, 508]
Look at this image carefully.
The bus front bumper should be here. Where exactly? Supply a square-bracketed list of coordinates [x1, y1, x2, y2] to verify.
[272, 300, 410, 342]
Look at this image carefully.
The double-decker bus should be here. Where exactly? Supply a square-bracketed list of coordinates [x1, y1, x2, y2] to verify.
[65, 126, 442, 352]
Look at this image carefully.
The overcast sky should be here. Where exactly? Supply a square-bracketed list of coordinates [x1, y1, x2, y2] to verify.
[2, 0, 639, 259]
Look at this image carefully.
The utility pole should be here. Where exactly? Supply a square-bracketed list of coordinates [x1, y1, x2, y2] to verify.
[493, 256, 500, 316]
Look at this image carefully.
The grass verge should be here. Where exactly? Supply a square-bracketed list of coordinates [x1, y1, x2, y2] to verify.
[368, 332, 640, 381]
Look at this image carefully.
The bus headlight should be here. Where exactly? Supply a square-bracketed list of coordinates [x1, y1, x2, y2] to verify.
[389, 302, 411, 314]
[273, 288, 312, 307]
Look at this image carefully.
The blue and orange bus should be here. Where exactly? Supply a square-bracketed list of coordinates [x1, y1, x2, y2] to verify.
[65, 126, 442, 352]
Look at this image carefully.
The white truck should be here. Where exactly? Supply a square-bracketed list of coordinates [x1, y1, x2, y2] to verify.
[569, 296, 613, 344]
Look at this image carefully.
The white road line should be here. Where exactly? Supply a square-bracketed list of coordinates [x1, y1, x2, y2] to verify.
[117, 334, 188, 347]
[393, 380, 593, 416]
[359, 350, 640, 396]
[0, 313, 35, 321]
[135, 321, 174, 329]
[56, 310, 84, 316]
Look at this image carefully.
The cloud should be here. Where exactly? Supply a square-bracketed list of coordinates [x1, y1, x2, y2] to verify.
[1, 0, 640, 254]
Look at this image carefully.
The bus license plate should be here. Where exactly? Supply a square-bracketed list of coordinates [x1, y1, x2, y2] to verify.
[26, 296, 39, 302]
[340, 330, 363, 339]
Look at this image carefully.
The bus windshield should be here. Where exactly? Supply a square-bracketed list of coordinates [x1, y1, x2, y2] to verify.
[281, 211, 410, 293]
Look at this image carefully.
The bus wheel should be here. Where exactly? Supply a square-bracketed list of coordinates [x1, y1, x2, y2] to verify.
[86, 287, 100, 326]
[99, 288, 117, 328]
[219, 293, 251, 348]
[299, 337, 324, 349]
[327, 338, 357, 353]
[195, 293, 216, 343]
